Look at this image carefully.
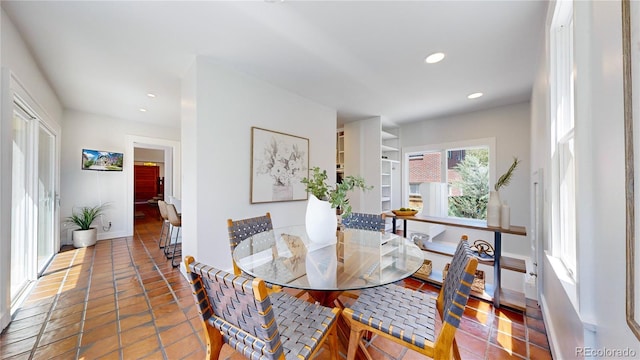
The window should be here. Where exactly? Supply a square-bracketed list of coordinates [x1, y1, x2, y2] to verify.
[551, 1, 576, 278]
[403, 138, 496, 221]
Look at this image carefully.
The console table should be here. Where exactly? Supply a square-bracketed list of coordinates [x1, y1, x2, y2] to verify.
[387, 213, 527, 309]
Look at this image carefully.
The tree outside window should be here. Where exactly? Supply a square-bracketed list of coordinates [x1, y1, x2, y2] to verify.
[448, 148, 489, 219]
[407, 146, 489, 220]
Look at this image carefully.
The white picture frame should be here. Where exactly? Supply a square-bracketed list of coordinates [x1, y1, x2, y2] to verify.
[250, 127, 309, 203]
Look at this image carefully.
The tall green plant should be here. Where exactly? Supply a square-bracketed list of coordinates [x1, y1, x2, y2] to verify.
[301, 167, 372, 218]
[66, 204, 109, 230]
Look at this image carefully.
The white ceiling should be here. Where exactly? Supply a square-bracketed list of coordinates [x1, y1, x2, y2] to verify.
[2, 1, 548, 128]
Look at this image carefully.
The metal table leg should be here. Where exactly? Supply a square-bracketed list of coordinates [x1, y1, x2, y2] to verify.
[493, 231, 502, 308]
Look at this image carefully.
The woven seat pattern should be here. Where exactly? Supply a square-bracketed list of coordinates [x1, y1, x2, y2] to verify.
[346, 238, 476, 354]
[187, 260, 337, 360]
[341, 212, 385, 232]
[441, 239, 477, 328]
[228, 213, 273, 252]
[348, 284, 437, 347]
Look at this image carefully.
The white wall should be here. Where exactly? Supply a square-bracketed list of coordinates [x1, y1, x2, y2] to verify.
[60, 110, 180, 243]
[400, 102, 532, 256]
[0, 10, 62, 122]
[0, 8, 63, 331]
[344, 117, 383, 214]
[531, 1, 640, 357]
[181, 56, 336, 271]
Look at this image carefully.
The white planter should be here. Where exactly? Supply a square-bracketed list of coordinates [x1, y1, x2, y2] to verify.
[305, 194, 338, 245]
[73, 228, 98, 248]
[487, 190, 501, 227]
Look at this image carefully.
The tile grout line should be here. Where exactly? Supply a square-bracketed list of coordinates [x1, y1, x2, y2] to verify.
[74, 246, 97, 360]
[26, 248, 84, 359]
[133, 220, 207, 352]
[109, 238, 126, 360]
[483, 306, 493, 360]
[106, 239, 126, 360]
[137, 219, 208, 355]
[524, 312, 531, 360]
[123, 234, 170, 360]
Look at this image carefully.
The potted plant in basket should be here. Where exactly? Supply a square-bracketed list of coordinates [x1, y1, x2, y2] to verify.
[301, 167, 372, 244]
[66, 203, 109, 248]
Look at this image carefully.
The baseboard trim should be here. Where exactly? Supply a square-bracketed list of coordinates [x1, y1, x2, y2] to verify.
[97, 231, 132, 241]
[1, 310, 10, 333]
[540, 294, 560, 360]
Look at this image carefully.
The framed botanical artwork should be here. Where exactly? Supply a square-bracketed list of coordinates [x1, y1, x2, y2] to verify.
[251, 127, 309, 203]
[624, 0, 640, 341]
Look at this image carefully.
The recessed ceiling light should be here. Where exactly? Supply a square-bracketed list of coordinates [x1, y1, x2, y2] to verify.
[425, 52, 445, 64]
[147, 93, 156, 98]
[139, 108, 147, 112]
[467, 92, 483, 99]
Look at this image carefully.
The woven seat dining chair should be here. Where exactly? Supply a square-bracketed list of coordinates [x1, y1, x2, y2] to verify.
[157, 200, 170, 249]
[341, 212, 386, 232]
[184, 256, 340, 360]
[165, 203, 182, 267]
[227, 212, 274, 275]
[339, 212, 387, 302]
[343, 236, 478, 360]
[227, 212, 290, 294]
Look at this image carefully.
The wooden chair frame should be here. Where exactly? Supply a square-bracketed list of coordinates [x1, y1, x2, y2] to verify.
[343, 238, 478, 360]
[184, 256, 339, 360]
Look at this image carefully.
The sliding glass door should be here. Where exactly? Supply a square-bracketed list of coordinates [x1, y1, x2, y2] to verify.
[37, 125, 56, 273]
[10, 98, 58, 305]
[11, 104, 33, 301]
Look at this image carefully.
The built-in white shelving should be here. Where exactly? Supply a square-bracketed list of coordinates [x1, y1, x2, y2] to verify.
[381, 127, 400, 232]
[336, 129, 345, 175]
[343, 118, 401, 219]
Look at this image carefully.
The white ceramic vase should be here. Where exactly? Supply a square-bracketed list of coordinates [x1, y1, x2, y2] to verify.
[305, 194, 338, 245]
[487, 190, 501, 227]
[73, 228, 97, 248]
[500, 202, 511, 229]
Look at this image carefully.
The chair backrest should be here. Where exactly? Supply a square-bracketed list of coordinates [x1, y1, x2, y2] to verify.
[157, 200, 169, 221]
[166, 203, 181, 227]
[184, 256, 284, 360]
[227, 213, 273, 275]
[436, 236, 478, 331]
[341, 212, 386, 232]
[227, 213, 273, 252]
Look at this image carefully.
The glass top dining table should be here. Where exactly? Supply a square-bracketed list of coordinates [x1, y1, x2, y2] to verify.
[232, 225, 424, 304]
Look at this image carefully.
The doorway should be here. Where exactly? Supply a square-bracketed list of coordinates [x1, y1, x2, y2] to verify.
[134, 148, 165, 220]
[125, 135, 181, 239]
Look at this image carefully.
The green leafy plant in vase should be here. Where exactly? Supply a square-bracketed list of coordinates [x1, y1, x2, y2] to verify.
[301, 167, 372, 244]
[301, 166, 372, 218]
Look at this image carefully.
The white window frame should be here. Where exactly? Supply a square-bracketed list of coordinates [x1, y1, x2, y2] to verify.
[550, 0, 577, 281]
[402, 138, 496, 220]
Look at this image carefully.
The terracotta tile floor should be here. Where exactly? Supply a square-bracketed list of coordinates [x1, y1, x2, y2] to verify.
[1, 205, 552, 359]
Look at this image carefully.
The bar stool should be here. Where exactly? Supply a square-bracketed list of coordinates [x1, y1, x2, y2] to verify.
[165, 203, 182, 267]
[157, 200, 170, 249]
